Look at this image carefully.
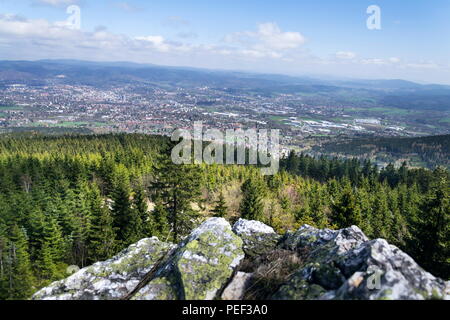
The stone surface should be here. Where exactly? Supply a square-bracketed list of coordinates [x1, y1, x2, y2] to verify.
[33, 218, 450, 301]
[221, 272, 253, 300]
[232, 218, 280, 257]
[32, 237, 173, 300]
[134, 217, 245, 300]
[275, 225, 449, 300]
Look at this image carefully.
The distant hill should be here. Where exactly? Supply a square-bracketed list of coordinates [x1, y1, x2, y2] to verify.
[1, 59, 450, 111]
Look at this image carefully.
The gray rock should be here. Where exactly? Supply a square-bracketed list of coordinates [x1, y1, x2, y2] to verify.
[275, 225, 449, 300]
[232, 218, 280, 257]
[221, 272, 253, 300]
[33, 219, 449, 301]
[134, 218, 245, 300]
[32, 237, 174, 300]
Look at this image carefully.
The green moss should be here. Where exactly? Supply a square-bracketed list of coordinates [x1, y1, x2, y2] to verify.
[376, 289, 393, 300]
[176, 229, 244, 300]
[274, 278, 327, 300]
[430, 288, 443, 300]
[133, 276, 178, 300]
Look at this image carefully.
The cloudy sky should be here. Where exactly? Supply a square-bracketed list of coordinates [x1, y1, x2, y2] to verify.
[0, 0, 449, 84]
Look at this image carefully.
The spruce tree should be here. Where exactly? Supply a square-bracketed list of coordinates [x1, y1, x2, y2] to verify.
[414, 168, 449, 278]
[151, 152, 201, 242]
[38, 216, 65, 280]
[133, 184, 150, 237]
[151, 198, 169, 240]
[87, 185, 117, 262]
[331, 179, 361, 228]
[3, 225, 35, 299]
[240, 177, 264, 221]
[110, 165, 142, 245]
[212, 191, 228, 218]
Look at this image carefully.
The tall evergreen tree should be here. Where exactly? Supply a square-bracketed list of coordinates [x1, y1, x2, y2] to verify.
[151, 153, 201, 242]
[331, 179, 361, 228]
[212, 191, 228, 218]
[87, 185, 117, 262]
[414, 168, 449, 278]
[1, 224, 35, 299]
[110, 165, 143, 245]
[133, 184, 150, 237]
[37, 216, 65, 280]
[150, 198, 169, 240]
[240, 177, 265, 221]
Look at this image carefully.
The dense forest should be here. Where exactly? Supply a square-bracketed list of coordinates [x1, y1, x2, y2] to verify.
[311, 134, 450, 169]
[0, 133, 448, 299]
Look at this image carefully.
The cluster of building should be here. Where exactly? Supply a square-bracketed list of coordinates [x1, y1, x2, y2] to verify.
[0, 83, 412, 151]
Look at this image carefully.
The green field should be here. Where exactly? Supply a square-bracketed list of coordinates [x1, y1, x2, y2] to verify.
[0, 105, 24, 111]
[346, 106, 419, 116]
[268, 115, 288, 123]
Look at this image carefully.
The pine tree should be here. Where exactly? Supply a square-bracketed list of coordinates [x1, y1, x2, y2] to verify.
[87, 185, 117, 262]
[151, 152, 201, 242]
[2, 224, 35, 299]
[309, 184, 329, 228]
[414, 168, 449, 278]
[371, 182, 393, 239]
[63, 179, 94, 268]
[150, 198, 169, 240]
[240, 177, 265, 221]
[212, 191, 228, 218]
[110, 165, 142, 245]
[331, 179, 361, 228]
[37, 216, 65, 280]
[133, 184, 150, 237]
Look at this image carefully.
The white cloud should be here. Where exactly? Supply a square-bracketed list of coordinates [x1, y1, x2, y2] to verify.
[135, 35, 170, 52]
[335, 51, 356, 60]
[224, 22, 305, 59]
[389, 57, 401, 63]
[361, 58, 388, 65]
[255, 22, 305, 50]
[115, 2, 141, 13]
[406, 62, 438, 69]
[0, 13, 76, 38]
[34, 0, 79, 7]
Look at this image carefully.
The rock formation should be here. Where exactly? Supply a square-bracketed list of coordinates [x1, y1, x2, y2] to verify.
[33, 218, 449, 300]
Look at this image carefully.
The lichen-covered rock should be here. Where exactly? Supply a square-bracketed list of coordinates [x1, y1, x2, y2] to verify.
[273, 277, 327, 300]
[135, 218, 245, 300]
[330, 239, 449, 300]
[221, 272, 253, 300]
[33, 219, 449, 301]
[232, 219, 280, 257]
[131, 275, 178, 300]
[282, 224, 368, 256]
[32, 237, 174, 300]
[275, 225, 449, 300]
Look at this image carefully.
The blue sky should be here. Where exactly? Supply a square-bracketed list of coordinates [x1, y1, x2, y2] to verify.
[0, 0, 449, 83]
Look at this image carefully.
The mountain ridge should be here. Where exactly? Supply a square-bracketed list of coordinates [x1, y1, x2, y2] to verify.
[1, 59, 449, 111]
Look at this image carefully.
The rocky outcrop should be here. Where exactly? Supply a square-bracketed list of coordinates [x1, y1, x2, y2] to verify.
[132, 218, 244, 300]
[33, 218, 449, 300]
[33, 218, 244, 301]
[274, 225, 449, 300]
[221, 272, 253, 300]
[32, 237, 174, 300]
[232, 218, 281, 257]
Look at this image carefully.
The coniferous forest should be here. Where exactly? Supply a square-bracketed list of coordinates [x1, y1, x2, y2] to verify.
[0, 133, 448, 299]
